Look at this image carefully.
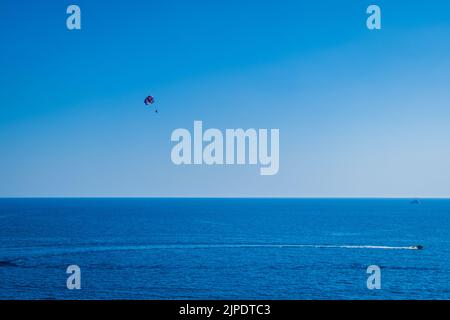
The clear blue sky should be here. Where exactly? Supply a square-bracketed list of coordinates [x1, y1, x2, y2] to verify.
[1, 0, 450, 197]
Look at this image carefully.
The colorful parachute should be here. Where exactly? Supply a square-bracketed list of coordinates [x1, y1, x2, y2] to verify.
[144, 96, 154, 105]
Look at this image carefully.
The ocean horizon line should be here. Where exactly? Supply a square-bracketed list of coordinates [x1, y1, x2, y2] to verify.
[0, 196, 449, 200]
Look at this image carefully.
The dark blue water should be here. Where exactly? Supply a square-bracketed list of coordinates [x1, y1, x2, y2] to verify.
[0, 198, 449, 299]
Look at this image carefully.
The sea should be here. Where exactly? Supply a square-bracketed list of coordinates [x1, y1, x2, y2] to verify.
[0, 198, 449, 300]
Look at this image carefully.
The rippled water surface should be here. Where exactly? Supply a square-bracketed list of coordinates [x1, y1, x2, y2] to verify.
[0, 198, 449, 299]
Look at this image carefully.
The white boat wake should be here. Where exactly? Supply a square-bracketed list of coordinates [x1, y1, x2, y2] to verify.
[0, 243, 423, 260]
